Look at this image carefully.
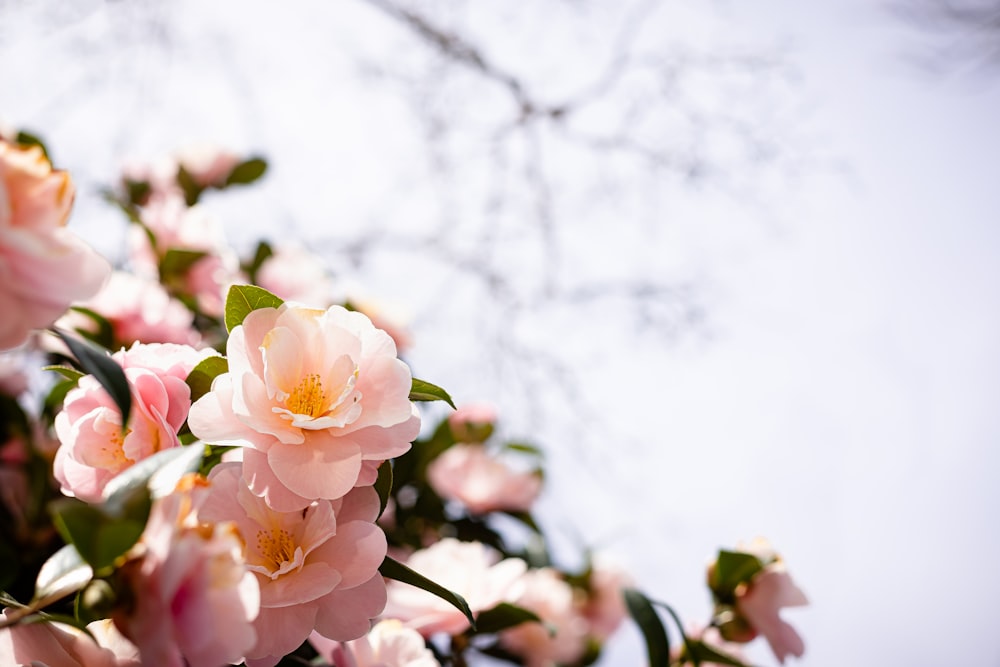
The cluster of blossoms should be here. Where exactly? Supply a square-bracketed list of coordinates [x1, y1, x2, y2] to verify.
[0, 133, 808, 667]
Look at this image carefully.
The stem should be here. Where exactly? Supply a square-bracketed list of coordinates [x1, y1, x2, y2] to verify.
[650, 598, 701, 667]
[0, 589, 75, 630]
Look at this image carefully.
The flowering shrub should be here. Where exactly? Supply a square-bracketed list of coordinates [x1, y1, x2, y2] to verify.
[0, 132, 807, 667]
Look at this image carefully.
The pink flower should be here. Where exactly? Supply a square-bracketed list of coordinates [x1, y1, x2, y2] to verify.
[498, 568, 588, 667]
[116, 475, 259, 667]
[426, 444, 541, 514]
[310, 620, 440, 667]
[736, 563, 808, 664]
[446, 402, 496, 443]
[580, 559, 631, 642]
[0, 141, 110, 349]
[188, 302, 419, 510]
[199, 462, 388, 667]
[175, 144, 241, 188]
[58, 271, 201, 347]
[382, 538, 527, 637]
[53, 342, 215, 502]
[0, 611, 141, 667]
[256, 244, 334, 307]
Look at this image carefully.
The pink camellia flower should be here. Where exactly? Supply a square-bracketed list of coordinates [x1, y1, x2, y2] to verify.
[736, 562, 808, 664]
[0, 140, 110, 349]
[199, 462, 388, 667]
[310, 620, 440, 667]
[188, 302, 420, 511]
[175, 144, 241, 188]
[115, 474, 259, 667]
[498, 568, 588, 667]
[53, 342, 216, 502]
[256, 244, 334, 307]
[426, 444, 541, 515]
[382, 538, 527, 637]
[0, 610, 141, 667]
[57, 271, 201, 347]
[580, 558, 631, 642]
[446, 402, 496, 443]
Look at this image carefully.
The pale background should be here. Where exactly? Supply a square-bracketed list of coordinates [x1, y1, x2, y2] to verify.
[2, 1, 999, 665]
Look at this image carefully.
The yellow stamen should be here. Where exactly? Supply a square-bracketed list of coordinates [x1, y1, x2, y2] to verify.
[286, 373, 329, 418]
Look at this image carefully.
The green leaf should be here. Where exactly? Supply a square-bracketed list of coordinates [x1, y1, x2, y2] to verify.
[14, 130, 50, 160]
[50, 500, 144, 573]
[176, 165, 203, 206]
[224, 157, 268, 186]
[42, 365, 84, 382]
[68, 306, 114, 349]
[374, 460, 393, 519]
[244, 240, 274, 284]
[624, 588, 670, 667]
[474, 602, 542, 634]
[54, 329, 131, 430]
[409, 378, 456, 409]
[379, 556, 475, 630]
[33, 544, 92, 603]
[503, 441, 544, 457]
[185, 355, 229, 404]
[712, 550, 765, 598]
[160, 248, 208, 279]
[224, 284, 284, 333]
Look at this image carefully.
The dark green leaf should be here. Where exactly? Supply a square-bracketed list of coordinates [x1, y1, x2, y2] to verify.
[68, 307, 114, 349]
[224, 157, 268, 186]
[244, 240, 274, 284]
[185, 355, 229, 404]
[33, 544, 92, 603]
[374, 461, 393, 519]
[50, 500, 143, 573]
[712, 550, 765, 598]
[501, 510, 542, 533]
[161, 248, 208, 279]
[176, 165, 203, 206]
[409, 378, 456, 409]
[123, 178, 151, 206]
[54, 330, 130, 430]
[224, 284, 284, 333]
[624, 588, 670, 667]
[474, 602, 542, 634]
[14, 130, 49, 160]
[380, 556, 475, 630]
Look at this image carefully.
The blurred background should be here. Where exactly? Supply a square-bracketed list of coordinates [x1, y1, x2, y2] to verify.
[2, 0, 999, 664]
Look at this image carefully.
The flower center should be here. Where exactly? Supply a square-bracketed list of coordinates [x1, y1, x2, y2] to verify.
[101, 427, 134, 469]
[256, 527, 296, 571]
[285, 373, 329, 418]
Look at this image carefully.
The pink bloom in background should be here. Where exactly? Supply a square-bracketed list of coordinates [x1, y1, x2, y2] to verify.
[200, 463, 388, 667]
[0, 352, 29, 396]
[58, 271, 201, 347]
[0, 610, 141, 667]
[446, 402, 496, 443]
[121, 154, 182, 201]
[426, 444, 541, 514]
[116, 475, 259, 667]
[382, 538, 527, 637]
[189, 303, 419, 511]
[174, 144, 241, 188]
[53, 343, 214, 502]
[0, 141, 110, 349]
[736, 563, 808, 664]
[498, 568, 588, 667]
[346, 298, 413, 357]
[256, 244, 334, 307]
[310, 620, 440, 667]
[581, 559, 631, 642]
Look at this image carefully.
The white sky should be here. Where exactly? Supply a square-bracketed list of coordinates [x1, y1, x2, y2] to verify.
[3, 1, 1000, 665]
